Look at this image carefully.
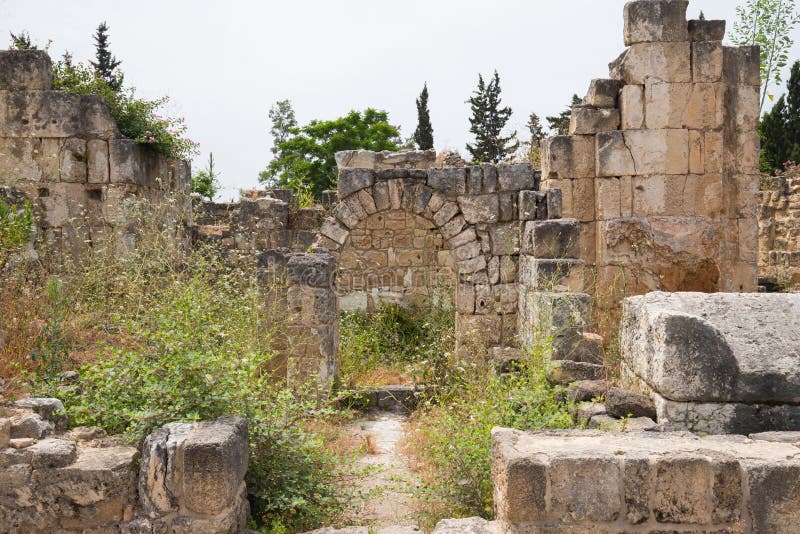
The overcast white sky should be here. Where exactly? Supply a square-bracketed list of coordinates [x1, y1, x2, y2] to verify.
[2, 0, 799, 200]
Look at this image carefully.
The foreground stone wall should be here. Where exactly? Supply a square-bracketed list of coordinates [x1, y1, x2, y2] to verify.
[542, 0, 760, 305]
[491, 428, 800, 534]
[316, 149, 565, 352]
[0, 398, 248, 534]
[0, 50, 190, 264]
[758, 171, 800, 289]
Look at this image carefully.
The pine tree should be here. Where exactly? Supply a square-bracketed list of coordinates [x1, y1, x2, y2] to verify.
[466, 71, 518, 163]
[699, 11, 706, 20]
[192, 153, 220, 201]
[760, 60, 800, 171]
[90, 22, 123, 91]
[62, 51, 74, 68]
[546, 94, 582, 136]
[526, 112, 547, 166]
[9, 31, 35, 50]
[413, 83, 434, 150]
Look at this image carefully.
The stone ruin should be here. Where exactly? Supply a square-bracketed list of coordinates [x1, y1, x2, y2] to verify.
[758, 169, 800, 290]
[0, 398, 248, 533]
[0, 50, 190, 264]
[2, 0, 800, 532]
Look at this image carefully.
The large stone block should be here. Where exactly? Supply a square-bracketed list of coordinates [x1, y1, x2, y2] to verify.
[496, 163, 536, 191]
[568, 106, 620, 135]
[688, 19, 726, 42]
[723, 45, 761, 86]
[518, 257, 585, 292]
[457, 194, 499, 224]
[620, 84, 645, 129]
[521, 219, 580, 259]
[337, 168, 374, 199]
[644, 81, 721, 129]
[596, 131, 636, 177]
[693, 40, 724, 82]
[623, 0, 689, 45]
[610, 42, 691, 84]
[583, 78, 623, 108]
[541, 135, 595, 179]
[182, 416, 249, 515]
[622, 292, 800, 403]
[624, 129, 689, 175]
[428, 167, 467, 195]
[0, 50, 53, 90]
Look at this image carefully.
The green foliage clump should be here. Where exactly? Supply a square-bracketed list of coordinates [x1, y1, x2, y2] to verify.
[261, 109, 402, 196]
[466, 71, 518, 163]
[192, 152, 221, 200]
[0, 199, 33, 259]
[409, 337, 575, 527]
[51, 61, 197, 161]
[338, 302, 455, 387]
[547, 94, 582, 136]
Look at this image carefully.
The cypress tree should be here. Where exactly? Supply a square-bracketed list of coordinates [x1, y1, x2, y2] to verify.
[413, 83, 434, 150]
[760, 60, 800, 172]
[466, 71, 518, 163]
[90, 22, 123, 91]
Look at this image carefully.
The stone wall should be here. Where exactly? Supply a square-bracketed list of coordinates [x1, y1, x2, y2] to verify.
[316, 149, 565, 352]
[541, 0, 760, 306]
[0, 50, 190, 264]
[758, 171, 800, 289]
[193, 188, 327, 259]
[0, 398, 248, 533]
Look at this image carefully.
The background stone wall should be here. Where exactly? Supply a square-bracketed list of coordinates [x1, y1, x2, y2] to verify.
[0, 50, 190, 264]
[541, 1, 761, 307]
[758, 173, 800, 289]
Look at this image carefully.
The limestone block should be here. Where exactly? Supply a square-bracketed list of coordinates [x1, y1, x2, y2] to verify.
[14, 398, 67, 431]
[0, 418, 10, 448]
[567, 379, 610, 403]
[498, 192, 515, 222]
[521, 219, 580, 259]
[723, 45, 761, 86]
[440, 214, 466, 240]
[497, 163, 536, 191]
[688, 19, 726, 42]
[623, 0, 689, 45]
[620, 84, 645, 129]
[457, 254, 487, 274]
[59, 137, 88, 183]
[456, 284, 475, 313]
[521, 292, 590, 343]
[544, 179, 573, 220]
[583, 78, 623, 108]
[568, 106, 620, 135]
[625, 129, 689, 175]
[518, 190, 547, 221]
[337, 168, 374, 199]
[604, 387, 657, 419]
[644, 81, 721, 129]
[28, 438, 77, 468]
[432, 201, 459, 227]
[546, 188, 563, 219]
[456, 313, 501, 345]
[0, 50, 52, 90]
[286, 252, 336, 288]
[335, 150, 378, 170]
[596, 177, 621, 219]
[622, 292, 800, 403]
[466, 165, 482, 193]
[689, 130, 704, 174]
[432, 517, 500, 533]
[499, 255, 517, 283]
[377, 149, 436, 170]
[428, 167, 467, 195]
[11, 413, 53, 439]
[0, 90, 83, 138]
[488, 223, 519, 256]
[596, 131, 636, 177]
[548, 360, 606, 383]
[574, 402, 607, 425]
[81, 94, 121, 139]
[518, 257, 585, 292]
[182, 416, 249, 515]
[609, 42, 691, 84]
[541, 135, 596, 179]
[356, 188, 377, 215]
[725, 130, 760, 174]
[109, 139, 146, 185]
[319, 219, 348, 246]
[726, 83, 761, 131]
[457, 194, 499, 224]
[632, 175, 666, 216]
[693, 40, 724, 82]
[87, 139, 110, 184]
[705, 130, 724, 174]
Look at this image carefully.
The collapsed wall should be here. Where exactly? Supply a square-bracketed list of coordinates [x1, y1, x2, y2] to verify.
[0, 50, 190, 263]
[758, 171, 800, 289]
[0, 399, 248, 533]
[541, 0, 760, 304]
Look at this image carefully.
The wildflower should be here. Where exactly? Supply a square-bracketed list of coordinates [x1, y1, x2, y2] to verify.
[148, 136, 155, 143]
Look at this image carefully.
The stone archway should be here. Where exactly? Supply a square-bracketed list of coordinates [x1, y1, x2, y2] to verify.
[314, 149, 547, 353]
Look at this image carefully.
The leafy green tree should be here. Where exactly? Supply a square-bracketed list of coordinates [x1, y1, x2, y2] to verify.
[760, 60, 800, 171]
[732, 0, 800, 110]
[192, 153, 220, 201]
[546, 94, 582, 136]
[90, 22, 123, 91]
[9, 31, 35, 50]
[413, 83, 434, 150]
[466, 71, 518, 163]
[268, 100, 297, 155]
[261, 109, 401, 195]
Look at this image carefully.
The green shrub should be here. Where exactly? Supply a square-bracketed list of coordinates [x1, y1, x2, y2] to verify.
[51, 61, 197, 161]
[338, 302, 455, 386]
[24, 200, 353, 532]
[408, 336, 575, 527]
[0, 199, 33, 262]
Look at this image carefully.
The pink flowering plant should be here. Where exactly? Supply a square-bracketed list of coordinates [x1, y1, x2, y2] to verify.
[761, 160, 800, 190]
[52, 61, 198, 161]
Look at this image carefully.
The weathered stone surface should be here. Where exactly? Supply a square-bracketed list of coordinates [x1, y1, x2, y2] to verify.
[518, 257, 584, 292]
[623, 0, 689, 45]
[749, 431, 800, 443]
[620, 84, 645, 130]
[457, 194, 499, 224]
[610, 42, 691, 84]
[605, 387, 657, 419]
[286, 252, 336, 288]
[428, 167, 467, 195]
[541, 135, 596, 179]
[14, 397, 67, 431]
[28, 438, 77, 468]
[491, 428, 800, 533]
[693, 40, 724, 82]
[568, 106, 620, 135]
[521, 219, 580, 259]
[723, 45, 761, 86]
[0, 50, 53, 90]
[496, 163, 536, 191]
[335, 150, 378, 170]
[689, 19, 726, 41]
[548, 360, 605, 383]
[0, 417, 10, 448]
[574, 402, 607, 424]
[337, 169, 374, 200]
[596, 131, 636, 177]
[584, 78, 623, 108]
[588, 414, 657, 432]
[567, 380, 609, 403]
[622, 292, 800, 403]
[432, 517, 499, 533]
[11, 413, 53, 439]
